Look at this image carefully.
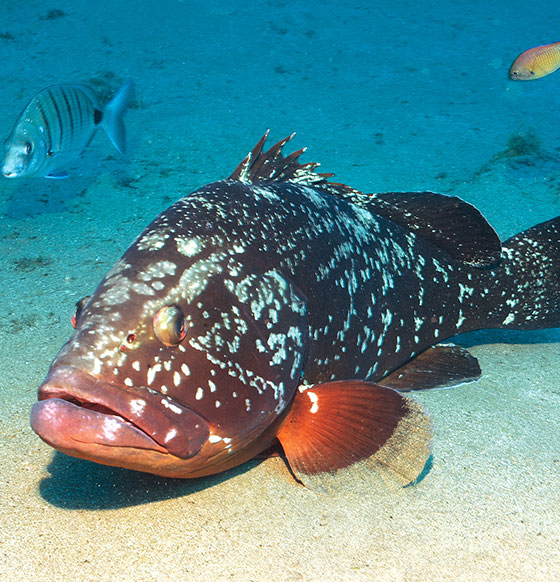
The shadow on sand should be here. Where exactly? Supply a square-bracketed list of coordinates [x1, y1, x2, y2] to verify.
[38, 451, 264, 510]
[36, 328, 558, 509]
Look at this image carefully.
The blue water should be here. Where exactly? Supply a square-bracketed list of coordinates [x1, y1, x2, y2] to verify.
[1, 1, 559, 580]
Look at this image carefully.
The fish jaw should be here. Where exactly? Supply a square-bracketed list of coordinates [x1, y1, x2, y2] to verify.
[31, 366, 216, 476]
[1, 141, 29, 178]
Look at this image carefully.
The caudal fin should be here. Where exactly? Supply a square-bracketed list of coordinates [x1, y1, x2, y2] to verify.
[486, 216, 560, 330]
[102, 80, 134, 154]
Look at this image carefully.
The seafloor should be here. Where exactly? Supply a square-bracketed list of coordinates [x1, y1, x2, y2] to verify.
[0, 1, 559, 580]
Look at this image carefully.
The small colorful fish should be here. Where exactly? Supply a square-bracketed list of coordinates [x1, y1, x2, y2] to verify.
[509, 42, 560, 80]
[2, 81, 133, 179]
[30, 133, 560, 491]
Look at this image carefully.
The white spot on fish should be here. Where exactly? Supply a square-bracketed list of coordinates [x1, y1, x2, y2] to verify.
[102, 417, 122, 441]
[137, 229, 171, 251]
[503, 313, 515, 325]
[161, 399, 183, 414]
[177, 237, 201, 257]
[131, 282, 155, 296]
[92, 358, 102, 375]
[147, 363, 162, 385]
[130, 398, 146, 415]
[307, 391, 319, 414]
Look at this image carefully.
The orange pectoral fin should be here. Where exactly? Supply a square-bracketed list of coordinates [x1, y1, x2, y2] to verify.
[276, 380, 433, 491]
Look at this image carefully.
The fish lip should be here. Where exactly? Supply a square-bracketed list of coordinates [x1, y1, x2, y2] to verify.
[31, 398, 171, 456]
[33, 366, 210, 459]
[35, 385, 162, 450]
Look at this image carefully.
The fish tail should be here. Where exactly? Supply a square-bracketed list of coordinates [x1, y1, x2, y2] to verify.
[102, 80, 134, 154]
[485, 217, 560, 330]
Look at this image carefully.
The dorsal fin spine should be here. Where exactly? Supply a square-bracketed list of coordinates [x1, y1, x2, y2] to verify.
[229, 131, 358, 198]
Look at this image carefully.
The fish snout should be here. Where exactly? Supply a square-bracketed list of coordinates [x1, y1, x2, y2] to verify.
[509, 67, 534, 80]
[1, 151, 27, 178]
[33, 366, 211, 461]
[1, 157, 19, 178]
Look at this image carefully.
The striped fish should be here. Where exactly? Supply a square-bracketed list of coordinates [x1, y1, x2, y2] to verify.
[2, 81, 133, 179]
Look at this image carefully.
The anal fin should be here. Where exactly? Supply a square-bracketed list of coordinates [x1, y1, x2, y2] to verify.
[276, 380, 432, 492]
[380, 344, 481, 392]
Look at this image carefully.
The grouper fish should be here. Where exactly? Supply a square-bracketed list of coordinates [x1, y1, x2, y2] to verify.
[31, 132, 560, 490]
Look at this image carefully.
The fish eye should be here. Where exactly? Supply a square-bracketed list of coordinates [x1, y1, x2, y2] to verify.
[153, 305, 187, 346]
[24, 142, 33, 155]
[71, 295, 91, 329]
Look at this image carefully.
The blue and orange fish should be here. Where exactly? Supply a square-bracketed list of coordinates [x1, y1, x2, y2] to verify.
[30, 133, 560, 490]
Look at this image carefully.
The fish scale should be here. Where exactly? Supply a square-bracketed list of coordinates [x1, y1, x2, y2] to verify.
[31, 133, 560, 490]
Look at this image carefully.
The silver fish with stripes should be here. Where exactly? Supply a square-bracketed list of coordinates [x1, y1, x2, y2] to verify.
[1, 81, 133, 179]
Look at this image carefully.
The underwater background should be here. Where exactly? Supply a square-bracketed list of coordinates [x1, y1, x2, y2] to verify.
[0, 0, 559, 580]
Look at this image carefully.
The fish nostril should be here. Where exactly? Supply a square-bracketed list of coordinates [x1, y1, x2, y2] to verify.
[120, 333, 137, 352]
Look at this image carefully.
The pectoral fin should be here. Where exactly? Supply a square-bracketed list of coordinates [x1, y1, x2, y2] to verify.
[276, 380, 432, 491]
[46, 170, 69, 179]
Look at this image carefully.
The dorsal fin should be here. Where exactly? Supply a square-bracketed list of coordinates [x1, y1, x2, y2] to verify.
[230, 135, 501, 268]
[229, 131, 358, 197]
[354, 191, 503, 267]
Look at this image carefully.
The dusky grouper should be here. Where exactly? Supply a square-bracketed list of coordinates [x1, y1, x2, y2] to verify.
[31, 132, 560, 490]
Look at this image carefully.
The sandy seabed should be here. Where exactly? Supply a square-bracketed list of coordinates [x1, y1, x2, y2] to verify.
[0, 1, 559, 580]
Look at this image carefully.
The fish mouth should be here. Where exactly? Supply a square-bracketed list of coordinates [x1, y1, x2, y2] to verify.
[1, 160, 20, 179]
[31, 366, 210, 462]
